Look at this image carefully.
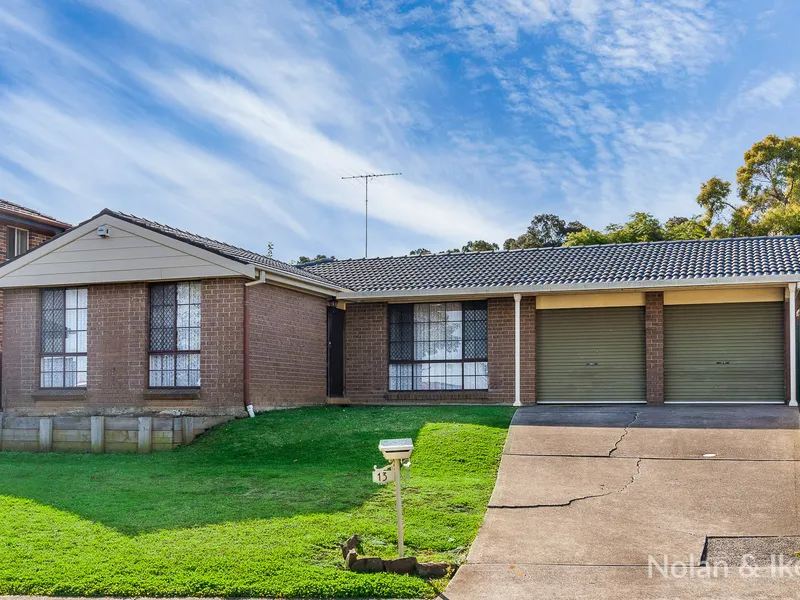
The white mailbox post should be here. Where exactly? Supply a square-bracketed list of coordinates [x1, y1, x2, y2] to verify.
[376, 438, 414, 557]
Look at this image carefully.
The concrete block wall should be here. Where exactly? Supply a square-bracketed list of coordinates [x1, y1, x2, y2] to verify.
[0, 413, 231, 453]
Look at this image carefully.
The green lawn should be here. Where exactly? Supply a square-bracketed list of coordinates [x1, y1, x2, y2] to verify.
[0, 405, 514, 598]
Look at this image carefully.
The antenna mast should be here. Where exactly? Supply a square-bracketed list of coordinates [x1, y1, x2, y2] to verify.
[341, 172, 401, 258]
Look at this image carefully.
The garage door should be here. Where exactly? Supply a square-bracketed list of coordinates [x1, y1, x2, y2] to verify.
[664, 302, 785, 403]
[536, 307, 646, 403]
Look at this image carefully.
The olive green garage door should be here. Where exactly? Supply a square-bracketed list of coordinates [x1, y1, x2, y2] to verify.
[664, 302, 785, 403]
[536, 307, 646, 403]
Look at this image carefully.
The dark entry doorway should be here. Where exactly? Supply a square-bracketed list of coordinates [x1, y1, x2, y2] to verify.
[327, 307, 345, 397]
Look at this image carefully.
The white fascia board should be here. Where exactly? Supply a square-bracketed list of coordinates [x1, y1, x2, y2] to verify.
[0, 214, 256, 285]
[262, 270, 346, 297]
[335, 274, 800, 302]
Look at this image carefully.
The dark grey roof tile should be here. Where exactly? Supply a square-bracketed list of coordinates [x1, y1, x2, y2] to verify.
[301, 237, 800, 293]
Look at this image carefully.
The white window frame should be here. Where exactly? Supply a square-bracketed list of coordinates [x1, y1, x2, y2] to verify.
[7, 226, 29, 259]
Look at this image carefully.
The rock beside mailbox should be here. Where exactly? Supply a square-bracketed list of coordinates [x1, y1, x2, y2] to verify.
[344, 549, 452, 578]
[341, 534, 360, 560]
[350, 557, 384, 573]
[384, 556, 418, 574]
[416, 562, 451, 578]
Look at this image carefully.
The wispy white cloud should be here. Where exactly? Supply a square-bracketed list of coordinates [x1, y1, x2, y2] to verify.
[741, 73, 797, 108]
[0, 0, 797, 260]
[448, 0, 727, 81]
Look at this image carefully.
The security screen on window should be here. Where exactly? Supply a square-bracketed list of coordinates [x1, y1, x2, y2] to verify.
[388, 301, 488, 391]
[40, 288, 88, 388]
[149, 281, 201, 387]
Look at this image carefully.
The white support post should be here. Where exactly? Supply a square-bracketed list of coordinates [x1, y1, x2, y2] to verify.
[514, 293, 522, 407]
[393, 458, 405, 557]
[790, 283, 798, 407]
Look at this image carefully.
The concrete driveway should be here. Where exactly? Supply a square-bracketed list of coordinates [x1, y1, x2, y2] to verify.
[443, 405, 800, 600]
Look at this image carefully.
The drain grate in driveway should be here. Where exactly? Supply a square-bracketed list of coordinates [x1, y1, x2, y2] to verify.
[703, 536, 800, 567]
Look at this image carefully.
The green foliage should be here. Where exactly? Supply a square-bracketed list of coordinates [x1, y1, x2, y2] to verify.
[462, 240, 499, 252]
[0, 406, 514, 598]
[737, 134, 800, 210]
[564, 228, 610, 246]
[504, 214, 568, 249]
[696, 177, 734, 226]
[409, 248, 431, 255]
[297, 254, 334, 264]
[665, 218, 708, 241]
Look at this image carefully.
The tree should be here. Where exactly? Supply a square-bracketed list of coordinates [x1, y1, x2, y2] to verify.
[564, 228, 610, 246]
[696, 177, 735, 227]
[526, 214, 567, 247]
[605, 212, 665, 243]
[666, 218, 707, 241]
[296, 254, 334, 264]
[409, 248, 431, 255]
[266, 241, 274, 259]
[565, 221, 586, 235]
[462, 240, 499, 252]
[737, 134, 800, 212]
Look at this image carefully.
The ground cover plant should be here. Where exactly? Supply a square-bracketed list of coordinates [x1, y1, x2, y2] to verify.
[0, 405, 514, 598]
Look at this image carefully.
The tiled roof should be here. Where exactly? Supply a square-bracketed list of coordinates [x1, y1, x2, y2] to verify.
[301, 236, 800, 293]
[105, 210, 344, 288]
[0, 198, 71, 228]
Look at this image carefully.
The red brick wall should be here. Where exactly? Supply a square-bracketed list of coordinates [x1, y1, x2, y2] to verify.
[0, 225, 60, 353]
[344, 297, 535, 405]
[344, 303, 388, 403]
[87, 283, 148, 405]
[199, 278, 245, 410]
[1, 279, 247, 415]
[247, 283, 327, 408]
[645, 291, 665, 404]
[1, 288, 39, 409]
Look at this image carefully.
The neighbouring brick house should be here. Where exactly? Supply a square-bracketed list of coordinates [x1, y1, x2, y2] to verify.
[1, 207, 800, 452]
[0, 199, 71, 352]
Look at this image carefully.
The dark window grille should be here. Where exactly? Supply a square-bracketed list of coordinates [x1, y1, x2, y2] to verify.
[40, 288, 88, 388]
[388, 300, 488, 391]
[149, 281, 201, 387]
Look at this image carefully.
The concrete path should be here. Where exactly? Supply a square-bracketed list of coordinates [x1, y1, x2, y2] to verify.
[443, 405, 800, 600]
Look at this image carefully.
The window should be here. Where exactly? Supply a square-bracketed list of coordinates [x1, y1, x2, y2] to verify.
[40, 288, 88, 388]
[149, 281, 201, 387]
[7, 226, 29, 259]
[388, 301, 488, 391]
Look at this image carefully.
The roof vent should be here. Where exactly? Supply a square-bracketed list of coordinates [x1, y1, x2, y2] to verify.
[97, 225, 111, 238]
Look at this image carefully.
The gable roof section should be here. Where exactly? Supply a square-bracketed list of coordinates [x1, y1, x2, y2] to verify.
[106, 210, 345, 290]
[0, 209, 347, 293]
[0, 198, 71, 231]
[302, 236, 800, 298]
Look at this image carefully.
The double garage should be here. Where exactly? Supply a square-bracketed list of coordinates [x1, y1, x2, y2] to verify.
[535, 288, 787, 404]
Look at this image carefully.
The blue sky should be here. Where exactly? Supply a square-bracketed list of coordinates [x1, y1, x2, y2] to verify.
[0, 1, 798, 262]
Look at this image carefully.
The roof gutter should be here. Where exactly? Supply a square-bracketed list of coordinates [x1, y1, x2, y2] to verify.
[335, 274, 800, 301]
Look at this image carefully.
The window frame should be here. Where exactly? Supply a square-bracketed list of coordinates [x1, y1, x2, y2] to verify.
[148, 281, 201, 389]
[387, 300, 489, 392]
[39, 287, 88, 389]
[7, 226, 29, 259]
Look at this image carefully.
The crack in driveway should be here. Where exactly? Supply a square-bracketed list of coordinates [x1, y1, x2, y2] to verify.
[608, 411, 640, 457]
[490, 458, 643, 510]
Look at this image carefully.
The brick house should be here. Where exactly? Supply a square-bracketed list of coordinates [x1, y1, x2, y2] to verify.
[0, 199, 71, 352]
[1, 207, 800, 437]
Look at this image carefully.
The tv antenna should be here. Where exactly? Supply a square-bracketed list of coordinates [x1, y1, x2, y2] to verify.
[341, 172, 401, 258]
